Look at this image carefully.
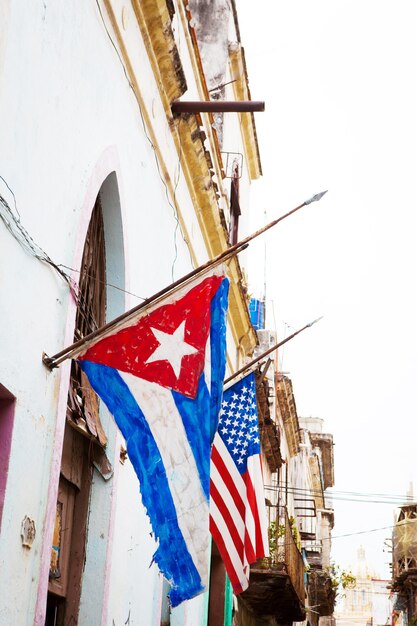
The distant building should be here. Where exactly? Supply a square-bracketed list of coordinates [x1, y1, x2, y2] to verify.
[300, 417, 336, 626]
[233, 347, 336, 626]
[336, 547, 393, 626]
[391, 502, 417, 624]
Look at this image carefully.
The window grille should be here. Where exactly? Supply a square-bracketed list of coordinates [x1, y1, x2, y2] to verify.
[67, 197, 107, 446]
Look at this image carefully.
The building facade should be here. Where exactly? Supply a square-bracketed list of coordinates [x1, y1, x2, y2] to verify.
[391, 503, 417, 625]
[0, 1, 261, 624]
[231, 327, 336, 626]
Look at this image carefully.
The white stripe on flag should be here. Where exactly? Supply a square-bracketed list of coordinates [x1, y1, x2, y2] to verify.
[212, 434, 245, 491]
[211, 432, 257, 543]
[210, 497, 249, 590]
[210, 462, 245, 535]
[210, 434, 257, 580]
[211, 436, 258, 554]
[211, 435, 261, 570]
[120, 372, 209, 584]
[244, 486, 256, 556]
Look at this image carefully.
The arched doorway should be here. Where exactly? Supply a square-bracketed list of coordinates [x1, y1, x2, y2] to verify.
[45, 172, 125, 625]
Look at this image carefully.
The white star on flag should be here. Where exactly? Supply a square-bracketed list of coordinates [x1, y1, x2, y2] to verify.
[146, 320, 198, 379]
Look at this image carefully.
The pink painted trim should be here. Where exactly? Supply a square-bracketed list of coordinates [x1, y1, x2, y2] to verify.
[100, 431, 123, 626]
[34, 360, 72, 626]
[100, 162, 129, 626]
[0, 388, 16, 530]
[154, 575, 164, 626]
[34, 146, 127, 625]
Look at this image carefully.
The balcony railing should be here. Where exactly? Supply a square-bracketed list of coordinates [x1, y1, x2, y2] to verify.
[239, 504, 306, 622]
[283, 507, 306, 604]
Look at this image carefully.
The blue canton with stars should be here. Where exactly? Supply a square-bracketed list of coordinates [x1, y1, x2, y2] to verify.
[217, 372, 261, 475]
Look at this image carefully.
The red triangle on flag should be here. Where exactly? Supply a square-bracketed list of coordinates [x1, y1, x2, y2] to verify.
[79, 275, 224, 398]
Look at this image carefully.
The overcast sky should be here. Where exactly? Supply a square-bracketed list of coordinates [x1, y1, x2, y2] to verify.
[237, 0, 417, 578]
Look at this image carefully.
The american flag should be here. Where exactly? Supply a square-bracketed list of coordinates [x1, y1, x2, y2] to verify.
[210, 371, 269, 593]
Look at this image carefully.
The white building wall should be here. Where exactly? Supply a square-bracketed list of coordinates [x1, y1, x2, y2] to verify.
[0, 1, 256, 625]
[371, 579, 392, 626]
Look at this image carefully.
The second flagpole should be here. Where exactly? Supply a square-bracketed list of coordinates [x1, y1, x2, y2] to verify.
[224, 317, 323, 386]
[43, 192, 327, 368]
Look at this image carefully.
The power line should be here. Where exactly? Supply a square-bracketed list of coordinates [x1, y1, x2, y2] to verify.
[331, 524, 395, 540]
[280, 523, 396, 548]
[0, 175, 157, 308]
[57, 264, 147, 301]
[0, 180, 78, 299]
[265, 484, 415, 505]
[275, 483, 415, 500]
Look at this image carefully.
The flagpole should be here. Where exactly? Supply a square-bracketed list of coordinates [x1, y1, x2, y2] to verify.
[218, 190, 327, 259]
[224, 317, 323, 385]
[43, 243, 248, 368]
[43, 191, 327, 368]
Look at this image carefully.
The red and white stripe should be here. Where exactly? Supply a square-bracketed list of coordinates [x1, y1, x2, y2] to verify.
[209, 433, 269, 593]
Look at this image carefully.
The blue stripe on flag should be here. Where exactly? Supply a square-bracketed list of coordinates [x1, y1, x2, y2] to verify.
[172, 374, 211, 500]
[208, 277, 229, 442]
[79, 360, 204, 606]
[171, 277, 229, 501]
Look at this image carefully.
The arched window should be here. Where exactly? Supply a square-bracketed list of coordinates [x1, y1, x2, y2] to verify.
[67, 196, 108, 445]
[46, 194, 109, 624]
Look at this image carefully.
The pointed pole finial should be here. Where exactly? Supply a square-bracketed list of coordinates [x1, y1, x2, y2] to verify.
[304, 190, 328, 205]
[224, 316, 324, 385]
[307, 315, 324, 327]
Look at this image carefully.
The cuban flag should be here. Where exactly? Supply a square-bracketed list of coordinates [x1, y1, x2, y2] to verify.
[76, 269, 229, 606]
